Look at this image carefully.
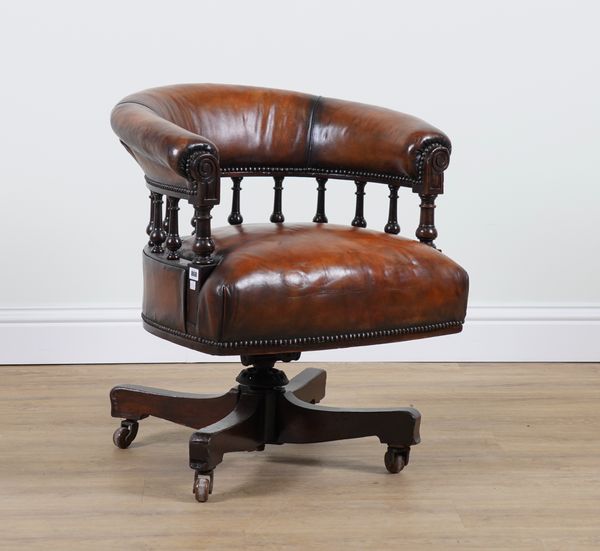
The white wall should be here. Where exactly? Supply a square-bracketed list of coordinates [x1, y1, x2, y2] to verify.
[1, 0, 599, 363]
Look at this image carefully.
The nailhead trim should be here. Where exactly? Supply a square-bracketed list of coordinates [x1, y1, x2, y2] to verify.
[145, 176, 196, 196]
[220, 166, 416, 185]
[142, 314, 462, 350]
[220, 140, 451, 186]
[145, 141, 451, 196]
[415, 140, 452, 177]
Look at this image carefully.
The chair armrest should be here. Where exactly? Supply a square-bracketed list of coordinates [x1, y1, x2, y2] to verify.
[110, 101, 219, 194]
[308, 96, 451, 187]
[112, 101, 221, 266]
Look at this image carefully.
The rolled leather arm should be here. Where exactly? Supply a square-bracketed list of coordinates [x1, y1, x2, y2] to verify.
[308, 96, 452, 186]
[110, 101, 218, 188]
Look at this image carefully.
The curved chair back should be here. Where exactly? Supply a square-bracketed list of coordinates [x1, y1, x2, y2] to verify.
[111, 84, 452, 266]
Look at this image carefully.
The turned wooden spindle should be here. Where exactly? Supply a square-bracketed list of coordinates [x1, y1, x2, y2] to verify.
[313, 177, 328, 223]
[416, 193, 438, 247]
[192, 206, 216, 265]
[190, 211, 197, 235]
[146, 193, 154, 236]
[351, 180, 367, 228]
[384, 184, 400, 235]
[270, 176, 285, 223]
[165, 196, 182, 260]
[228, 177, 243, 225]
[162, 200, 170, 231]
[148, 192, 166, 253]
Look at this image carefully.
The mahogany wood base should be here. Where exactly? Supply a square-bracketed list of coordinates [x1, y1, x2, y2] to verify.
[110, 361, 421, 503]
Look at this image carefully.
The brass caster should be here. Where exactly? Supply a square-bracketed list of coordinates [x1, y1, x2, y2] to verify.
[384, 446, 408, 474]
[193, 470, 214, 503]
[112, 420, 139, 449]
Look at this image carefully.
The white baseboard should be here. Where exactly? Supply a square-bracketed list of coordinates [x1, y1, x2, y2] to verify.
[0, 305, 599, 364]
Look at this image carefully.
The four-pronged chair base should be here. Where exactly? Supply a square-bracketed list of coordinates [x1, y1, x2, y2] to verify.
[110, 357, 421, 502]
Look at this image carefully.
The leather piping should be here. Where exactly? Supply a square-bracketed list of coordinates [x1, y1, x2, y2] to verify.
[116, 99, 161, 116]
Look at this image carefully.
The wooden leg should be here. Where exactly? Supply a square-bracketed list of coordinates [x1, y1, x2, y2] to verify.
[285, 368, 327, 404]
[189, 392, 264, 474]
[110, 384, 238, 429]
[275, 391, 421, 449]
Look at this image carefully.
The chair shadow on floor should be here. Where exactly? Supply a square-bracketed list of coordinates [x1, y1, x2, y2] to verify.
[113, 426, 394, 502]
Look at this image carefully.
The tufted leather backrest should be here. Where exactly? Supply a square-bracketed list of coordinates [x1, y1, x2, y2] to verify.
[112, 84, 450, 186]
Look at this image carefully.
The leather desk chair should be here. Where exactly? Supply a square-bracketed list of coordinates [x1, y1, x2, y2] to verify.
[110, 84, 469, 502]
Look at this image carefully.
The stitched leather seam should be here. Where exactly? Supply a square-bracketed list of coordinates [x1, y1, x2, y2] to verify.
[142, 313, 462, 350]
[219, 284, 231, 343]
[116, 99, 162, 116]
[305, 95, 322, 167]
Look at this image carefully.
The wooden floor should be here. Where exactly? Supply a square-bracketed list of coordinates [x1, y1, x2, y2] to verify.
[1, 362, 599, 550]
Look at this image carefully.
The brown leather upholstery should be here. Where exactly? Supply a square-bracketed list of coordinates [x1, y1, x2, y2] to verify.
[110, 84, 466, 357]
[142, 224, 468, 355]
[111, 84, 451, 190]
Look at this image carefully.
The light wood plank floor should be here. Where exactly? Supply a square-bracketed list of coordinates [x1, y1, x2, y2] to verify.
[1, 362, 599, 550]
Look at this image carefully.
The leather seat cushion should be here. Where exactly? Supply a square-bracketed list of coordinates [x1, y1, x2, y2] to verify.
[178, 224, 468, 348]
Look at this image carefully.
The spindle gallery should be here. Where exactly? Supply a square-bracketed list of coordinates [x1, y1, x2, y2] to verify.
[146, 174, 441, 258]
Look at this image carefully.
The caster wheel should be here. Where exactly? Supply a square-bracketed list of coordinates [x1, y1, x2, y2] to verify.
[384, 447, 407, 473]
[113, 420, 139, 449]
[193, 471, 214, 503]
